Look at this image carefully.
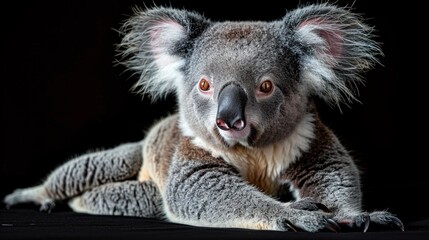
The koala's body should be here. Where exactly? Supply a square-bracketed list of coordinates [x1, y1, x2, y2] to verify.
[4, 3, 404, 232]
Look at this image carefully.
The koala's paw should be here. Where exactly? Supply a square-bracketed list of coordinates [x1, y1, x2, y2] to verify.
[277, 208, 339, 232]
[335, 211, 404, 232]
[3, 185, 54, 212]
[289, 197, 330, 212]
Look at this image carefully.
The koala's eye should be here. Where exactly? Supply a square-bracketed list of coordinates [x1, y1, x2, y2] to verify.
[199, 78, 210, 91]
[259, 80, 273, 93]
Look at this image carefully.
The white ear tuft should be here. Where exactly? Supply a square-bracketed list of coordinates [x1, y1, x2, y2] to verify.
[283, 3, 382, 107]
[144, 19, 187, 99]
[117, 7, 210, 100]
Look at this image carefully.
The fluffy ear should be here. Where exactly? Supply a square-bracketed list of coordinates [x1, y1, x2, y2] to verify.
[282, 3, 382, 106]
[118, 7, 211, 100]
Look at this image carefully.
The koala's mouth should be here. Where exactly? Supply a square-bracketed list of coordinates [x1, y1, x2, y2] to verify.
[217, 124, 254, 147]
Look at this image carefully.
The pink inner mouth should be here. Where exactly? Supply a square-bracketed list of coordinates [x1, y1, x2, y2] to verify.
[218, 124, 251, 140]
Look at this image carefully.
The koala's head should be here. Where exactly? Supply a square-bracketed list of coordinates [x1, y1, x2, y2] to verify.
[118, 3, 381, 149]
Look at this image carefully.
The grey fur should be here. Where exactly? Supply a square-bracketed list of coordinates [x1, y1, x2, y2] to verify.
[44, 142, 143, 199]
[4, 3, 403, 232]
[69, 180, 163, 218]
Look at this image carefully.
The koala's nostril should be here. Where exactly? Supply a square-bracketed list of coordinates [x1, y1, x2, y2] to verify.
[232, 119, 245, 130]
[216, 118, 230, 130]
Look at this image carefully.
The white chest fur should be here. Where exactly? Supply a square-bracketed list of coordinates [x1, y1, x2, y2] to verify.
[192, 114, 315, 196]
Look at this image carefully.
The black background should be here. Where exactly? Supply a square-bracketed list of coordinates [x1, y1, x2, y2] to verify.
[1, 0, 426, 222]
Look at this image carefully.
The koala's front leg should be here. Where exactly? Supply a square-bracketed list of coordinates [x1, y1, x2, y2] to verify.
[162, 140, 338, 232]
[283, 169, 404, 232]
[280, 140, 404, 232]
[4, 142, 143, 211]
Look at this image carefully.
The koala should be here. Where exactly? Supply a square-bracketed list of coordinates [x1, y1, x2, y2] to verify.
[4, 3, 404, 232]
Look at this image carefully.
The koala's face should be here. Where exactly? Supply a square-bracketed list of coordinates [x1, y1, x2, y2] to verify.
[181, 22, 309, 148]
[120, 5, 381, 149]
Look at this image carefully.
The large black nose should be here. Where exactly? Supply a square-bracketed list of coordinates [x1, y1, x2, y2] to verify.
[216, 83, 247, 131]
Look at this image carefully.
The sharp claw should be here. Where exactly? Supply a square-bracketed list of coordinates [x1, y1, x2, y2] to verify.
[315, 202, 330, 212]
[283, 219, 298, 232]
[39, 201, 55, 213]
[390, 216, 405, 231]
[363, 214, 370, 232]
[326, 219, 340, 232]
